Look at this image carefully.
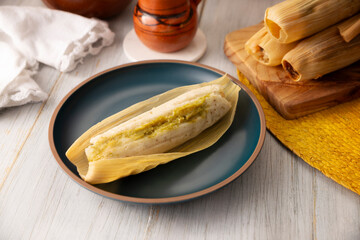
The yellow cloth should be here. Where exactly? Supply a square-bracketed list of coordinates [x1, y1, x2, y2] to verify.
[237, 70, 360, 195]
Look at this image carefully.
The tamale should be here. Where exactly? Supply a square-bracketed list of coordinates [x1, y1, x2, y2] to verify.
[265, 0, 360, 43]
[282, 23, 360, 81]
[85, 85, 230, 162]
[245, 27, 299, 66]
[338, 14, 360, 43]
[66, 75, 240, 184]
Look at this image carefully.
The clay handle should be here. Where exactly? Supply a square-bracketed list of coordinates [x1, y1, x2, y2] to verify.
[191, 0, 201, 7]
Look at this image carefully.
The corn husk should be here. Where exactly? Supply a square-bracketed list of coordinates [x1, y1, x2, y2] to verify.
[265, 0, 360, 43]
[245, 27, 299, 66]
[66, 75, 240, 184]
[282, 23, 360, 81]
[338, 14, 360, 43]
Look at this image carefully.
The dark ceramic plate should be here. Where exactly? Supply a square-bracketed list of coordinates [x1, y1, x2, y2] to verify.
[49, 60, 266, 204]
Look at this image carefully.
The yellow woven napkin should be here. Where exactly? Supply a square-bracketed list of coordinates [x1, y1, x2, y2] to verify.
[237, 70, 360, 195]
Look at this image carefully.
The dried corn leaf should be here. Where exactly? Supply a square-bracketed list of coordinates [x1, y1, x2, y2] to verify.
[338, 14, 360, 43]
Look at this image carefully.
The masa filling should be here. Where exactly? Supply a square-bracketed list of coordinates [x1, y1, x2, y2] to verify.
[88, 95, 209, 161]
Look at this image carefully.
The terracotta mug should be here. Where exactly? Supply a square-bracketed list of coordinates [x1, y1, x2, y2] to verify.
[133, 0, 201, 53]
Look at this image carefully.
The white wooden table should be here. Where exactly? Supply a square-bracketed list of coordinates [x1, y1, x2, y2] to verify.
[1, 0, 359, 239]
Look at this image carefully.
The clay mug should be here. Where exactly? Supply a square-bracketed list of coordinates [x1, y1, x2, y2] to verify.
[133, 0, 201, 53]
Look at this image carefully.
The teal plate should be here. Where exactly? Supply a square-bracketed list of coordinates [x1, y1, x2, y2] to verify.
[49, 60, 266, 204]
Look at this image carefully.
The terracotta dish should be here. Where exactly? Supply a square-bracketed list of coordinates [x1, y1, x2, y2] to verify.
[42, 0, 132, 19]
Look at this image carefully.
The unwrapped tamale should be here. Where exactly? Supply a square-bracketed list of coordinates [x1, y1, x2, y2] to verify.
[66, 75, 240, 184]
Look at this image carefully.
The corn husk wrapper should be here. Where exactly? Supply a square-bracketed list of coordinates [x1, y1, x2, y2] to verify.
[66, 75, 240, 184]
[245, 27, 299, 66]
[282, 23, 360, 82]
[338, 14, 360, 43]
[265, 0, 360, 43]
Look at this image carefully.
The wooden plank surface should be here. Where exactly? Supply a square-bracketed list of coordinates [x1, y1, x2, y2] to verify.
[0, 0, 359, 240]
[224, 24, 360, 119]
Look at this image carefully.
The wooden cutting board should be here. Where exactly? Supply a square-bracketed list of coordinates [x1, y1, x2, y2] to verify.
[224, 23, 360, 119]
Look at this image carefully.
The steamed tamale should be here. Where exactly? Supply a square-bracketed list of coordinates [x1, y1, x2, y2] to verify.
[282, 22, 360, 81]
[85, 85, 230, 162]
[245, 27, 299, 66]
[265, 0, 360, 43]
[66, 75, 240, 184]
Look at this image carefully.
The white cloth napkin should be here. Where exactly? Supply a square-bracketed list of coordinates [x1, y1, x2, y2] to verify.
[0, 6, 115, 109]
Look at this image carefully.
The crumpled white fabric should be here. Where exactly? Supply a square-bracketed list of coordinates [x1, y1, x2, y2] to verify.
[0, 6, 115, 109]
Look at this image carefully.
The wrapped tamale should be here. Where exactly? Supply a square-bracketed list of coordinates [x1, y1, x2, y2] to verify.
[282, 20, 360, 81]
[245, 27, 299, 66]
[265, 0, 360, 43]
[66, 75, 240, 184]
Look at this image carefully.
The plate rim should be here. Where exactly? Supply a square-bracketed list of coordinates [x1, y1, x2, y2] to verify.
[48, 60, 266, 204]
